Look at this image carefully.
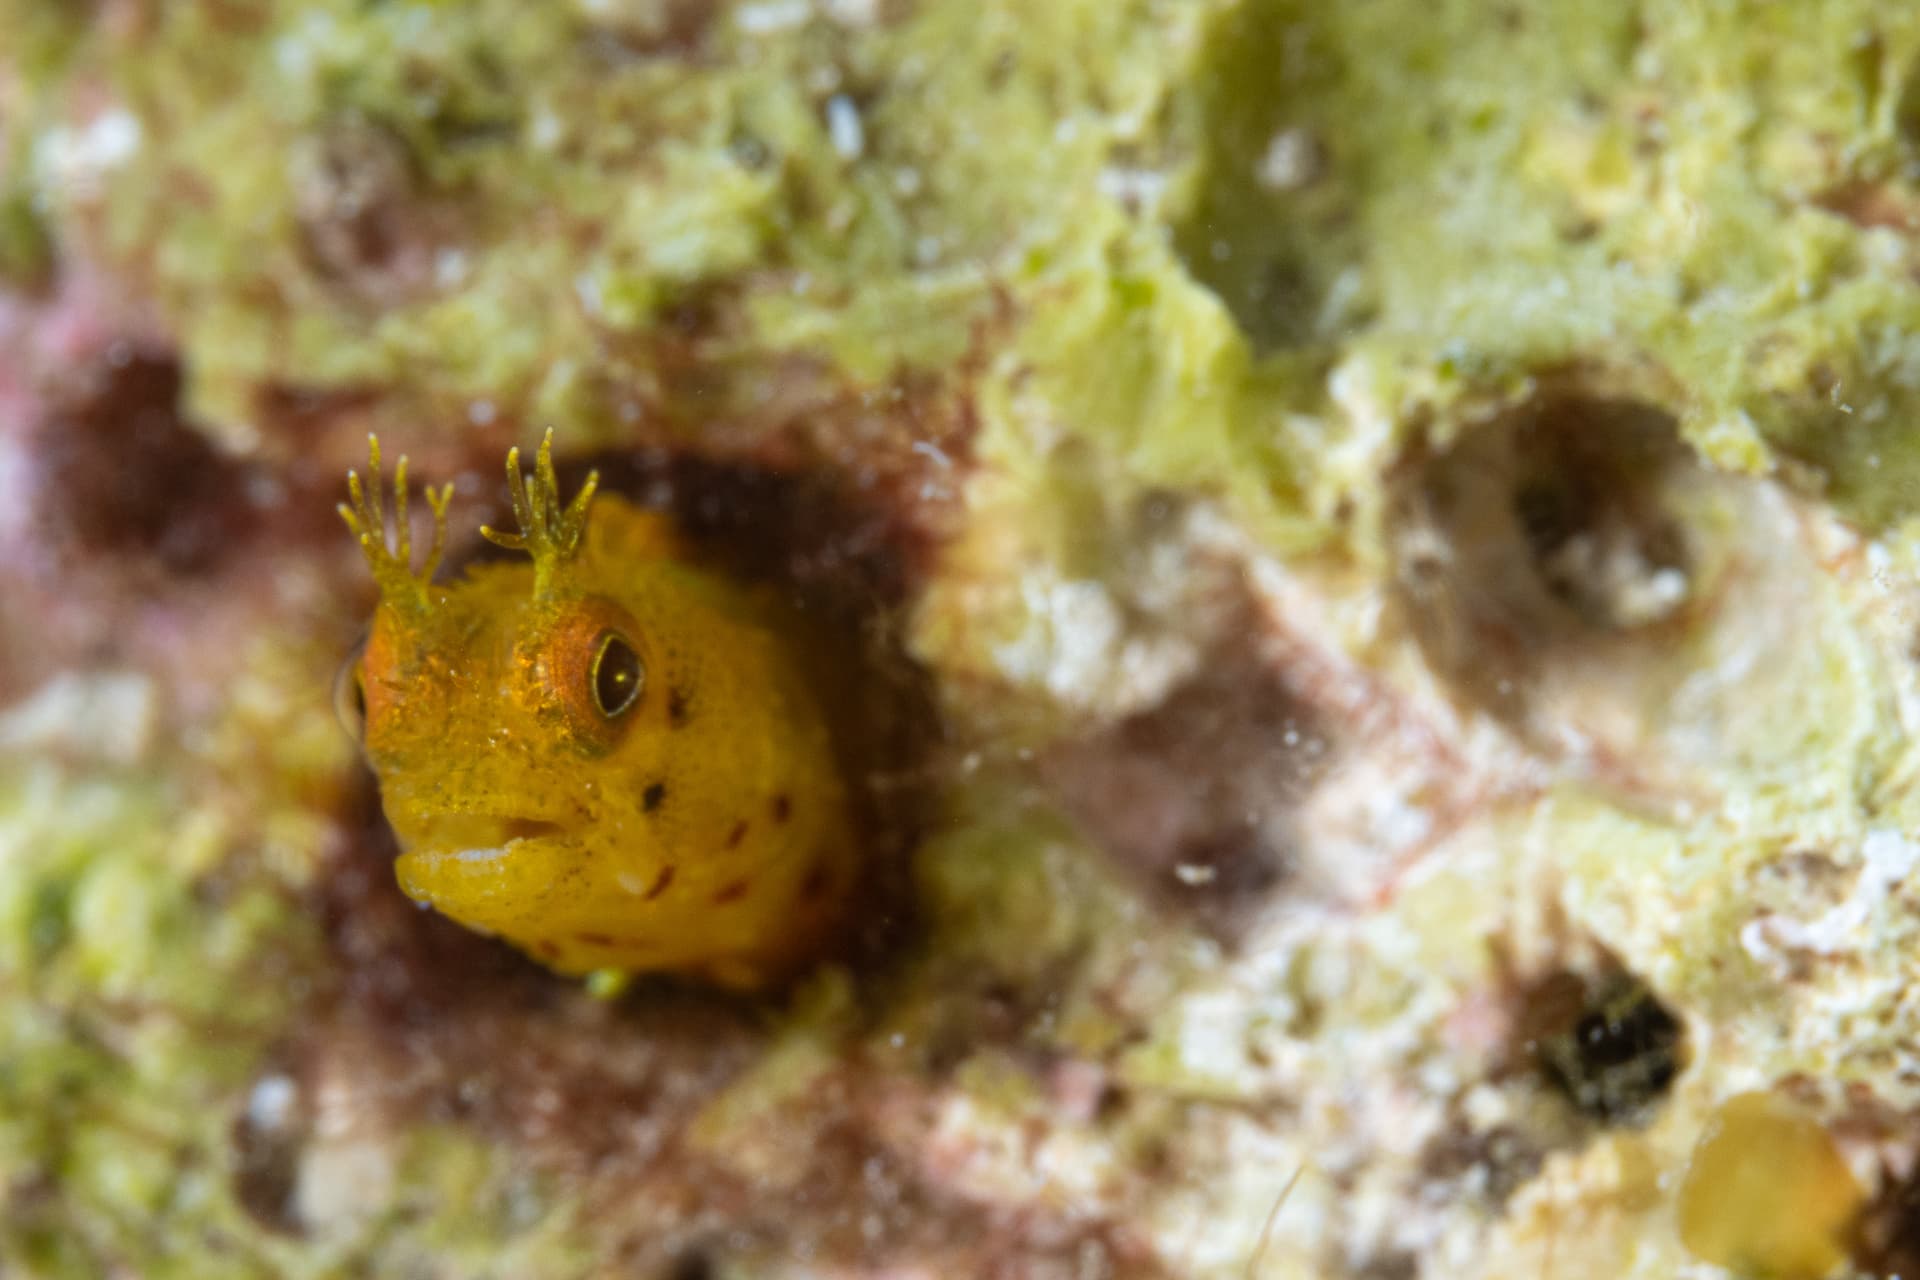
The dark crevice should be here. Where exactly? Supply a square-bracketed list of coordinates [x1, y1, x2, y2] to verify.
[34, 348, 257, 578]
[1508, 955, 1685, 1127]
[1388, 386, 1707, 739]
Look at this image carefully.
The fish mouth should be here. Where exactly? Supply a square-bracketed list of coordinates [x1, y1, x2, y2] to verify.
[393, 810, 568, 863]
[391, 810, 574, 917]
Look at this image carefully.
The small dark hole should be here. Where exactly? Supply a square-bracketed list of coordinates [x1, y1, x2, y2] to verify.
[1528, 974, 1685, 1125]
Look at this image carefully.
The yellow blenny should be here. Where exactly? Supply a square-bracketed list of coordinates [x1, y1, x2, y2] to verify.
[337, 432, 859, 990]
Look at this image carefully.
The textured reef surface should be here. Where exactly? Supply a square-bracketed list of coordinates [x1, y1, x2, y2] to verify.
[11, 2, 1920, 1277]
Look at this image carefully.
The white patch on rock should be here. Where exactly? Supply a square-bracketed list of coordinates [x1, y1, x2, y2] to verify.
[1255, 126, 1324, 191]
[0, 671, 156, 765]
[296, 1137, 396, 1235]
[825, 94, 865, 160]
[1742, 829, 1920, 966]
[37, 110, 143, 203]
[247, 1074, 300, 1133]
[735, 0, 811, 34]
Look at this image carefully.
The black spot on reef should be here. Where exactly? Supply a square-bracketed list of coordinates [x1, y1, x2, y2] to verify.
[643, 782, 667, 812]
[577, 931, 617, 947]
[1512, 960, 1685, 1126]
[668, 685, 692, 727]
[725, 820, 748, 850]
[771, 794, 792, 823]
[1553, 990, 1683, 1121]
[712, 879, 749, 905]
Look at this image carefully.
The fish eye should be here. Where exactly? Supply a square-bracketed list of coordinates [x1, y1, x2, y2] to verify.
[333, 646, 367, 740]
[590, 631, 644, 718]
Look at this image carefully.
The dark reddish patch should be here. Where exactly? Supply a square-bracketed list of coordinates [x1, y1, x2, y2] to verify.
[712, 879, 750, 905]
[668, 686, 692, 727]
[771, 794, 792, 823]
[534, 940, 562, 961]
[641, 865, 677, 901]
[643, 782, 667, 812]
[559, 336, 999, 608]
[1039, 618, 1319, 936]
[576, 931, 617, 947]
[725, 819, 749, 850]
[35, 348, 256, 576]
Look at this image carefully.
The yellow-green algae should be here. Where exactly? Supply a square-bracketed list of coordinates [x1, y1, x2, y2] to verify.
[0, 643, 593, 1277]
[14, 0, 1920, 1276]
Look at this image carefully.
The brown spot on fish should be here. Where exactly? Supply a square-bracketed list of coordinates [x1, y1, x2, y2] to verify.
[642, 865, 676, 901]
